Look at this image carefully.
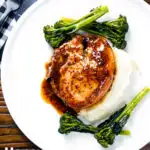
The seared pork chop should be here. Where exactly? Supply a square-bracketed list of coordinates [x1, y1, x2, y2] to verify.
[48, 35, 116, 112]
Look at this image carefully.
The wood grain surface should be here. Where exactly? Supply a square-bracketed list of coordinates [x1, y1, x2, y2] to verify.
[0, 0, 150, 149]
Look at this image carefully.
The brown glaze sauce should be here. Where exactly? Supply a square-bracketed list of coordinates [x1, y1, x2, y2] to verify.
[41, 63, 76, 115]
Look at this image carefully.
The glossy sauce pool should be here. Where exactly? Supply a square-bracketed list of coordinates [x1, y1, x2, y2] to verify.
[41, 63, 75, 115]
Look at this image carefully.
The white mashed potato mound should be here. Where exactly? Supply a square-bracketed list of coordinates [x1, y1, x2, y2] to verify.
[79, 49, 133, 122]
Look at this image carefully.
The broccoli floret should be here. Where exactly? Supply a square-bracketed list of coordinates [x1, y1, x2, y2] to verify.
[84, 15, 128, 49]
[58, 112, 98, 134]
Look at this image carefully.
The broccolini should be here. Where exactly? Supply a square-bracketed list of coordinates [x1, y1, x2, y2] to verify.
[58, 87, 149, 148]
[58, 112, 98, 134]
[58, 111, 130, 135]
[55, 15, 129, 49]
[43, 6, 109, 48]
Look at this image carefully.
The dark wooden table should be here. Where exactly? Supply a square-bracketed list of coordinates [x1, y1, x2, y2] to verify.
[0, 0, 150, 149]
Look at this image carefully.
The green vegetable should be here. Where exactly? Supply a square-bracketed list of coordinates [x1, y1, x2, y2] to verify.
[58, 112, 98, 134]
[84, 15, 128, 49]
[94, 87, 149, 148]
[55, 15, 129, 49]
[58, 87, 149, 148]
[58, 111, 129, 135]
[43, 6, 109, 48]
[120, 130, 130, 136]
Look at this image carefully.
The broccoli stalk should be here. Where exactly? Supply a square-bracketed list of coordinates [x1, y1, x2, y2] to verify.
[94, 87, 150, 148]
[55, 15, 129, 49]
[120, 130, 130, 136]
[43, 6, 109, 48]
[58, 87, 149, 148]
[58, 110, 130, 135]
[58, 112, 99, 134]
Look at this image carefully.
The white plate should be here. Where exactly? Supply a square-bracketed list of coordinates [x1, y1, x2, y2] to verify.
[1, 0, 150, 149]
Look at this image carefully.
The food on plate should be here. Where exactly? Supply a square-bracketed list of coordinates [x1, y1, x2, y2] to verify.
[47, 35, 116, 112]
[94, 87, 149, 148]
[41, 5, 149, 148]
[58, 87, 150, 148]
[59, 111, 130, 136]
[54, 15, 128, 49]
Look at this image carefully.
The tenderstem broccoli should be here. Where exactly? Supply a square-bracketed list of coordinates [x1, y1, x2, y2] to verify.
[58, 112, 99, 134]
[43, 6, 109, 48]
[58, 111, 130, 135]
[54, 15, 129, 49]
[58, 87, 149, 148]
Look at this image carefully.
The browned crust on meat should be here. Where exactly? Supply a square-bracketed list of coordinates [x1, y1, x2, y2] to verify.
[48, 35, 116, 112]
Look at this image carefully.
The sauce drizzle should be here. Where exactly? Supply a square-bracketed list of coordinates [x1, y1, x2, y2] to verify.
[41, 63, 76, 115]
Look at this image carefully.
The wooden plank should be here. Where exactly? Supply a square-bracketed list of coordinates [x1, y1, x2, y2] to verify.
[0, 127, 22, 136]
[0, 97, 4, 101]
[0, 135, 29, 143]
[0, 124, 17, 128]
[0, 114, 14, 125]
[0, 106, 9, 113]
[0, 101, 5, 106]
[0, 91, 3, 96]
[0, 142, 38, 148]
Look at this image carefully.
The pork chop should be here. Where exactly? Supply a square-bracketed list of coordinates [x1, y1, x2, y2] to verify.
[48, 35, 116, 112]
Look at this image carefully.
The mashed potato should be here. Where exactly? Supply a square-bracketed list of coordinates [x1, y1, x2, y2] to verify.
[79, 49, 133, 122]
